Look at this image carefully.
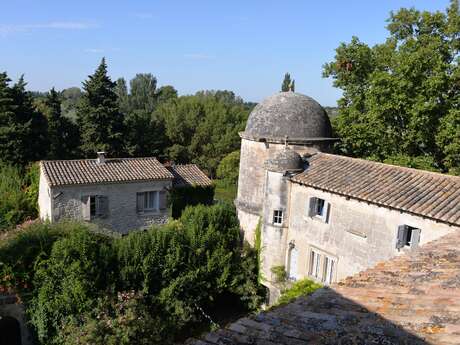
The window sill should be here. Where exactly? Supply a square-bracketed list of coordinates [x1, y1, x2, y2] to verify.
[137, 210, 165, 216]
[304, 215, 327, 224]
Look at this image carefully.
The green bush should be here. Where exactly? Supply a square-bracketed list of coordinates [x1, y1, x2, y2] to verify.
[276, 279, 322, 306]
[0, 163, 37, 230]
[169, 184, 215, 218]
[216, 150, 240, 186]
[1, 203, 264, 345]
[29, 226, 116, 343]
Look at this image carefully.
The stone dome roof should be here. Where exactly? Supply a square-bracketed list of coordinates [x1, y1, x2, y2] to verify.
[244, 92, 333, 141]
[265, 148, 303, 172]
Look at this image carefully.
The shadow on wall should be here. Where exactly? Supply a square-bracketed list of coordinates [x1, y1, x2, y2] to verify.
[187, 287, 432, 344]
[0, 315, 22, 345]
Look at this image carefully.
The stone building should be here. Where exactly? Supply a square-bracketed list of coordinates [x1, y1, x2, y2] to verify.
[236, 91, 460, 303]
[38, 152, 211, 234]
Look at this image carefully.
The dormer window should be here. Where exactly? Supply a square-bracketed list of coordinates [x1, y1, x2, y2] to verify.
[273, 210, 283, 225]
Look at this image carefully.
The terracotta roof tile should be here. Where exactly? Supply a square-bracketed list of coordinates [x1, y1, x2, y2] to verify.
[41, 157, 174, 187]
[291, 153, 460, 226]
[167, 164, 213, 188]
[187, 231, 460, 345]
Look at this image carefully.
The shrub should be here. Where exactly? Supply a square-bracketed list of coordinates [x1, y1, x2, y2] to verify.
[0, 163, 36, 230]
[276, 279, 322, 306]
[216, 150, 240, 186]
[29, 226, 116, 343]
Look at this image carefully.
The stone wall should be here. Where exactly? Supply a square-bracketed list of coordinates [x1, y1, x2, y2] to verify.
[0, 295, 33, 345]
[278, 182, 458, 284]
[236, 138, 325, 244]
[45, 180, 172, 234]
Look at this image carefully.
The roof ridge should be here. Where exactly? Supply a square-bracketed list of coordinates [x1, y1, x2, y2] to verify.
[316, 152, 460, 181]
[41, 156, 159, 163]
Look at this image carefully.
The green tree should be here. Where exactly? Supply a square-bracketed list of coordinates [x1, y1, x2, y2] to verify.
[0, 73, 48, 166]
[155, 85, 178, 105]
[281, 73, 291, 92]
[77, 58, 125, 157]
[323, 0, 460, 174]
[216, 150, 240, 185]
[155, 93, 248, 176]
[114, 77, 130, 115]
[129, 73, 157, 113]
[45, 88, 80, 159]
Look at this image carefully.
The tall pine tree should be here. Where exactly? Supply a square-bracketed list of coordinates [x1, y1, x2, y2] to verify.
[0, 73, 48, 166]
[77, 58, 125, 157]
[45, 88, 80, 159]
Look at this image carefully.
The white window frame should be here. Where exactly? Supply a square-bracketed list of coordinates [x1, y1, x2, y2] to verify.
[308, 249, 321, 279]
[273, 209, 283, 225]
[137, 191, 160, 213]
[308, 247, 337, 284]
[322, 256, 336, 285]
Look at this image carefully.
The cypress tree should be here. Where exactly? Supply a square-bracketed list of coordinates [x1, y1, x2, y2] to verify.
[0, 73, 48, 166]
[77, 58, 125, 157]
[281, 73, 292, 92]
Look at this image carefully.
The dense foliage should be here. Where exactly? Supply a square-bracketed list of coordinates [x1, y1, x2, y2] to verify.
[276, 279, 321, 306]
[323, 0, 460, 174]
[0, 203, 264, 345]
[169, 185, 215, 218]
[0, 163, 38, 231]
[216, 150, 240, 186]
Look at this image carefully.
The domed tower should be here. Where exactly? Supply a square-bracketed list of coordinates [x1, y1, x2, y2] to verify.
[236, 92, 336, 243]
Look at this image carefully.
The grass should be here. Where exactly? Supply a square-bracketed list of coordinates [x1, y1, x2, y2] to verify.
[214, 180, 237, 203]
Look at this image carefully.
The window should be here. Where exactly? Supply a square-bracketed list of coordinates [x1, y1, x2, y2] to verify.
[137, 190, 167, 213]
[82, 195, 108, 220]
[288, 247, 298, 281]
[273, 210, 283, 225]
[308, 197, 330, 223]
[322, 256, 336, 285]
[396, 225, 421, 249]
[308, 249, 337, 284]
[309, 250, 321, 279]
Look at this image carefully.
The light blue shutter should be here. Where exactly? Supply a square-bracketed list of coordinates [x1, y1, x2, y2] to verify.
[396, 225, 406, 249]
[159, 191, 167, 210]
[136, 192, 144, 212]
[411, 229, 421, 249]
[81, 195, 91, 221]
[308, 197, 316, 217]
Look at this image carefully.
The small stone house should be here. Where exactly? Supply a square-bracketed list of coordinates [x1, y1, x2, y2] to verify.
[39, 152, 212, 233]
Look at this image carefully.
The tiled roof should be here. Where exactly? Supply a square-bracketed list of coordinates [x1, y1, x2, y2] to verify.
[291, 153, 460, 226]
[41, 157, 174, 187]
[187, 230, 460, 345]
[167, 164, 213, 188]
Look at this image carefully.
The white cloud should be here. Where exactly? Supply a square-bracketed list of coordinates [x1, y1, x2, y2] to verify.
[0, 21, 96, 36]
[84, 48, 105, 53]
[184, 53, 216, 60]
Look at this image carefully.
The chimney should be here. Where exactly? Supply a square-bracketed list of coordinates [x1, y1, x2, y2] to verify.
[96, 151, 106, 165]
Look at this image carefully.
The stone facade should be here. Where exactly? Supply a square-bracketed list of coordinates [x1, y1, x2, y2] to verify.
[236, 139, 326, 244]
[40, 176, 171, 234]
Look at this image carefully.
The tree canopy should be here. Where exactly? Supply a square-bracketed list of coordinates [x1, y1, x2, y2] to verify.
[323, 0, 460, 174]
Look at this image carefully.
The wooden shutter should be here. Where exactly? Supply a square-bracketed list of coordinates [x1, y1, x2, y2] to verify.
[136, 192, 144, 212]
[410, 228, 421, 249]
[308, 197, 316, 217]
[96, 196, 109, 218]
[159, 191, 167, 210]
[396, 225, 406, 249]
[322, 201, 331, 223]
[81, 195, 91, 221]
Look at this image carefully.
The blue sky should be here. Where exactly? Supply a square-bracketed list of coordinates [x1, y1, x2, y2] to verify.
[1, 0, 452, 105]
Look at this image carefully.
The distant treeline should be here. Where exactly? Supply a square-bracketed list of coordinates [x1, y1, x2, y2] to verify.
[0, 58, 255, 177]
